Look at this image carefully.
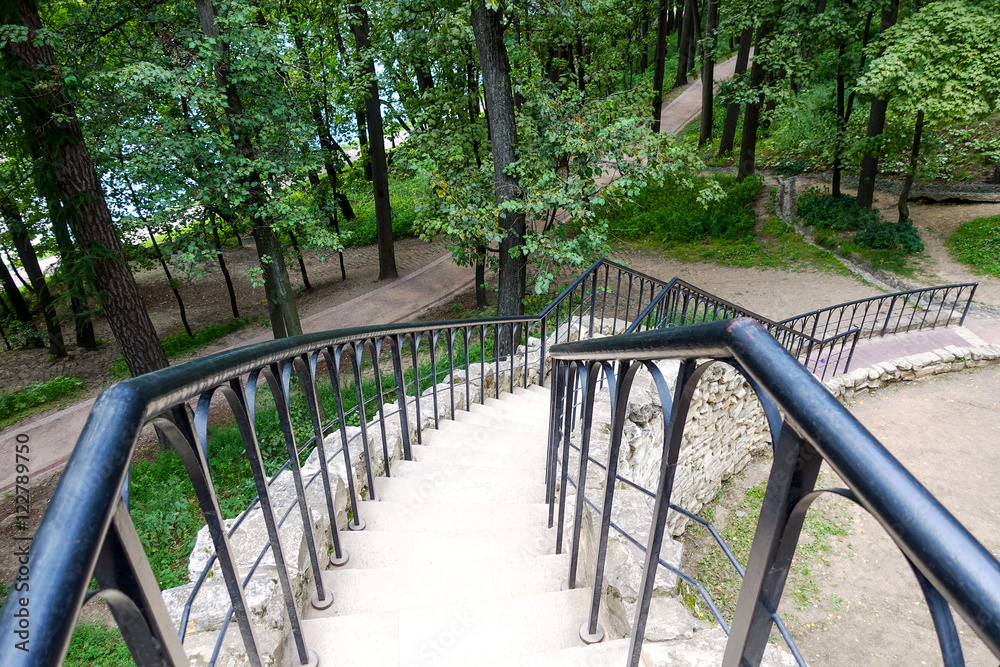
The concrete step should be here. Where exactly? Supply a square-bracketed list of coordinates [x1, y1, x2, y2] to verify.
[463, 403, 551, 429]
[423, 424, 547, 455]
[336, 526, 555, 569]
[452, 410, 549, 435]
[389, 459, 541, 485]
[482, 639, 633, 666]
[354, 499, 549, 531]
[372, 475, 546, 504]
[410, 444, 547, 471]
[312, 554, 570, 616]
[299, 588, 595, 666]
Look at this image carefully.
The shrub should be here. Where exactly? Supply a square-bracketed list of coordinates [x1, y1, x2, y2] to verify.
[855, 219, 924, 253]
[796, 191, 879, 232]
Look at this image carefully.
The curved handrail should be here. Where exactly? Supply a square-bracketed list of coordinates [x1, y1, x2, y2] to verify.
[547, 318, 1000, 664]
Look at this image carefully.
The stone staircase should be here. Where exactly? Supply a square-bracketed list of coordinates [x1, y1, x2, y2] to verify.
[296, 385, 796, 667]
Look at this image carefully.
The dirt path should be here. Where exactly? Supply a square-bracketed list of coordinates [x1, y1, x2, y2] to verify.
[784, 367, 1000, 666]
[658, 51, 750, 135]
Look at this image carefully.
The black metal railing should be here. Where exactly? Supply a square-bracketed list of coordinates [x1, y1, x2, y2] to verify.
[0, 254, 987, 667]
[545, 319, 1000, 666]
[0, 257, 668, 667]
[625, 277, 861, 378]
[779, 282, 977, 342]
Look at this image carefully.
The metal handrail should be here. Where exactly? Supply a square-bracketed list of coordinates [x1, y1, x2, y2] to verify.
[545, 319, 1000, 666]
[779, 282, 978, 341]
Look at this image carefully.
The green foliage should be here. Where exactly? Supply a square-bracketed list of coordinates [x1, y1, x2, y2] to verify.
[0, 376, 86, 427]
[797, 190, 923, 256]
[797, 191, 878, 232]
[947, 214, 1000, 277]
[64, 622, 135, 667]
[108, 318, 254, 381]
[855, 218, 923, 254]
[340, 175, 422, 248]
[604, 173, 762, 244]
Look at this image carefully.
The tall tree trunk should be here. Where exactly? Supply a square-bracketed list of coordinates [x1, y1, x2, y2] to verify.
[737, 27, 769, 182]
[2, 195, 66, 356]
[5, 0, 167, 375]
[147, 227, 193, 337]
[651, 0, 669, 132]
[348, 0, 398, 281]
[640, 16, 650, 72]
[4, 249, 30, 292]
[195, 0, 302, 338]
[898, 109, 924, 223]
[466, 51, 484, 168]
[211, 219, 241, 319]
[673, 0, 694, 87]
[718, 27, 753, 156]
[856, 0, 899, 210]
[47, 201, 96, 348]
[472, 0, 526, 317]
[287, 230, 312, 290]
[0, 254, 39, 344]
[475, 245, 487, 309]
[698, 0, 718, 145]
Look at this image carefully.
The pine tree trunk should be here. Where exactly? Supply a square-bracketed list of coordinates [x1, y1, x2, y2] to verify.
[348, 0, 398, 281]
[718, 27, 753, 157]
[2, 195, 66, 356]
[5, 0, 167, 375]
[651, 0, 669, 132]
[472, 0, 526, 317]
[737, 27, 769, 183]
[195, 0, 302, 338]
[698, 0, 718, 146]
[898, 109, 924, 224]
[856, 0, 899, 210]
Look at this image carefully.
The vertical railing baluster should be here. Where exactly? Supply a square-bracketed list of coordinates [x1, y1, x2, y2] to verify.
[627, 359, 697, 666]
[301, 355, 350, 565]
[722, 425, 823, 667]
[389, 335, 413, 461]
[960, 284, 976, 325]
[429, 331, 440, 428]
[348, 345, 378, 501]
[555, 363, 578, 554]
[368, 341, 392, 478]
[567, 362, 598, 589]
[328, 350, 365, 529]
[547, 360, 567, 529]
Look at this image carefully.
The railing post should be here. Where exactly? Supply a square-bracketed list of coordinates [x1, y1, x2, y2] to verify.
[960, 284, 977, 325]
[389, 334, 413, 461]
[547, 361, 568, 529]
[566, 362, 598, 589]
[627, 359, 698, 665]
[722, 424, 823, 667]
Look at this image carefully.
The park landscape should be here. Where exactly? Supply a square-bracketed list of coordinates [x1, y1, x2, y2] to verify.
[1, 0, 1000, 664]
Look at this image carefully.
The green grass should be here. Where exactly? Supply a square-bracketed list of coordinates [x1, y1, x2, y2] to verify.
[0, 375, 86, 428]
[64, 622, 135, 666]
[947, 214, 1000, 277]
[603, 172, 764, 244]
[688, 476, 852, 623]
[108, 317, 255, 381]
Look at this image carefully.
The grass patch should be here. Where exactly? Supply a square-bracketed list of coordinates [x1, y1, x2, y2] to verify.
[0, 375, 86, 428]
[947, 214, 1000, 277]
[64, 622, 135, 666]
[689, 475, 852, 623]
[108, 317, 255, 381]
